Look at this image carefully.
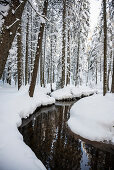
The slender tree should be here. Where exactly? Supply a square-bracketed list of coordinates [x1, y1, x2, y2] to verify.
[111, 56, 114, 93]
[61, 0, 66, 88]
[29, 0, 48, 97]
[25, 9, 29, 85]
[103, 0, 107, 96]
[66, 29, 70, 85]
[17, 21, 22, 90]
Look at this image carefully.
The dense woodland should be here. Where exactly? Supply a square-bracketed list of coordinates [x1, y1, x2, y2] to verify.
[0, 1, 114, 170]
[0, 0, 113, 96]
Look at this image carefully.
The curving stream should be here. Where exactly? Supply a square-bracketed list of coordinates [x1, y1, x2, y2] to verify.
[19, 101, 114, 170]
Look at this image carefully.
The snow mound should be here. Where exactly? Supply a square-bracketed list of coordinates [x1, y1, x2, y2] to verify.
[51, 85, 97, 100]
[68, 93, 114, 144]
[0, 85, 55, 170]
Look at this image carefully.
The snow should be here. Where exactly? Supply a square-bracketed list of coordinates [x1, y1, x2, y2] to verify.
[0, 4, 9, 29]
[51, 85, 97, 100]
[68, 93, 114, 144]
[0, 85, 55, 170]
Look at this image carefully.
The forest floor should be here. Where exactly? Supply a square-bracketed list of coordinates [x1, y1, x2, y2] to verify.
[68, 93, 114, 144]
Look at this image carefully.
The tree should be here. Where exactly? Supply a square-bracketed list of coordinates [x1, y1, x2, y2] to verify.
[0, 0, 27, 79]
[17, 21, 22, 90]
[29, 0, 48, 97]
[61, 0, 66, 88]
[103, 0, 107, 96]
[25, 8, 29, 85]
[111, 56, 114, 93]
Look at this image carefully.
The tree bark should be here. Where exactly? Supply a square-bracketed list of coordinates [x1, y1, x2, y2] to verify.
[103, 0, 107, 96]
[17, 21, 22, 90]
[25, 11, 29, 85]
[7, 61, 11, 85]
[107, 51, 112, 91]
[66, 29, 70, 85]
[0, 0, 27, 79]
[75, 34, 80, 86]
[40, 51, 43, 87]
[29, 0, 48, 97]
[111, 55, 114, 93]
[61, 0, 66, 88]
[42, 26, 46, 87]
[50, 26, 53, 91]
[96, 56, 97, 85]
[75, 4, 81, 86]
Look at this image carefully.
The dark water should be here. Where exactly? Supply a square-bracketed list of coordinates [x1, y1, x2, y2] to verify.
[19, 101, 114, 170]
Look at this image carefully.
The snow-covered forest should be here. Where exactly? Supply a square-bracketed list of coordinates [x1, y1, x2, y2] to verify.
[0, 0, 114, 170]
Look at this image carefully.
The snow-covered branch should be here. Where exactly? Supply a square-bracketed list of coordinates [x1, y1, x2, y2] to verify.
[6, 18, 20, 29]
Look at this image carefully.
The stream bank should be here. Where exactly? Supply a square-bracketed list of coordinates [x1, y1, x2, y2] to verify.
[19, 101, 114, 170]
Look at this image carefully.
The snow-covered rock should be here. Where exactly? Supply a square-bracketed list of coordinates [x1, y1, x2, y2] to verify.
[68, 93, 114, 144]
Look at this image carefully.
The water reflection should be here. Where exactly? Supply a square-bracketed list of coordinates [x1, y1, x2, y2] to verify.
[19, 102, 114, 170]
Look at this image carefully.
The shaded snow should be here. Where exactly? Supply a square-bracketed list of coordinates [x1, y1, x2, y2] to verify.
[0, 85, 55, 170]
[68, 93, 114, 144]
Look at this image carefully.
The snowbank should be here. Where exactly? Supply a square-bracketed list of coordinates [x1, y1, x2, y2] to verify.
[68, 93, 114, 144]
[51, 85, 97, 100]
[0, 85, 55, 170]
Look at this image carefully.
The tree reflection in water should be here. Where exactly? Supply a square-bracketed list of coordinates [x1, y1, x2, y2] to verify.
[19, 102, 114, 170]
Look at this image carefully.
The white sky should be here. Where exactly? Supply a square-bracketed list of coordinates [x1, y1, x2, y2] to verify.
[90, 0, 102, 33]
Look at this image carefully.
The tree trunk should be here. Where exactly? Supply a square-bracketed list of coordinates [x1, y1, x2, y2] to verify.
[66, 29, 70, 85]
[50, 26, 53, 91]
[25, 11, 29, 85]
[30, 8, 33, 81]
[75, 4, 81, 86]
[111, 56, 114, 93]
[61, 0, 66, 88]
[17, 21, 22, 90]
[107, 51, 112, 91]
[75, 34, 80, 86]
[0, 0, 27, 79]
[96, 56, 97, 85]
[29, 0, 48, 97]
[103, 0, 107, 96]
[100, 55, 102, 81]
[40, 51, 43, 87]
[42, 26, 46, 87]
[7, 62, 11, 85]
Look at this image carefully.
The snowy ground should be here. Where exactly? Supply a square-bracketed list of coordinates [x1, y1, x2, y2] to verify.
[68, 93, 114, 144]
[51, 85, 97, 100]
[0, 85, 55, 170]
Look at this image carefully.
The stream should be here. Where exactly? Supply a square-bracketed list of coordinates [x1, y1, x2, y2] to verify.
[19, 101, 114, 170]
